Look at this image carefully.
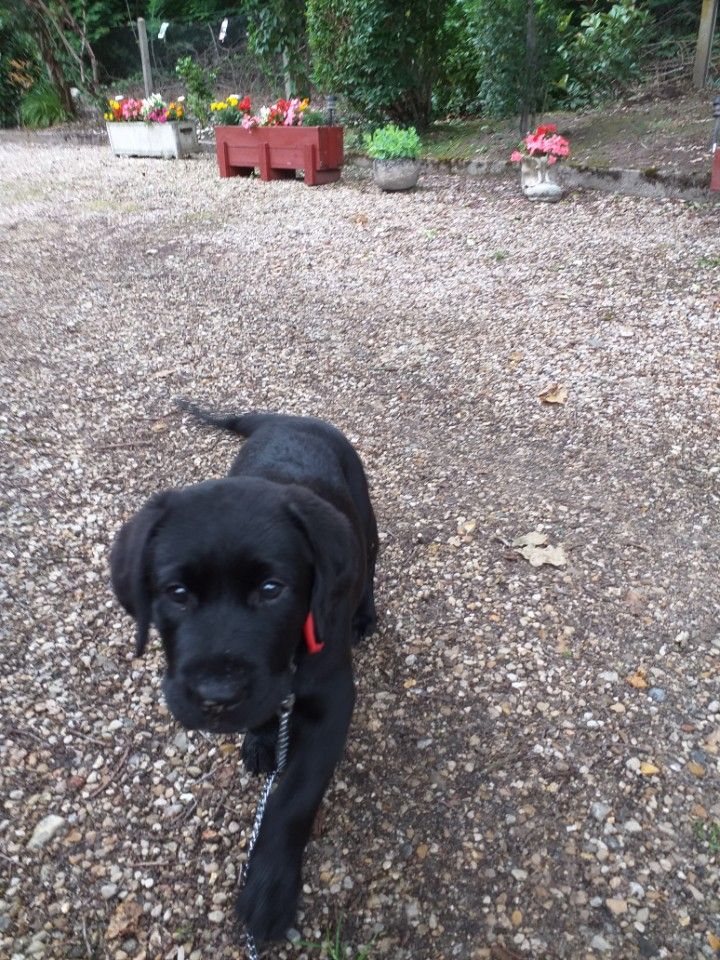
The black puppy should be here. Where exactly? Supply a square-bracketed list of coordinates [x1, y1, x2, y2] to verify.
[110, 404, 378, 941]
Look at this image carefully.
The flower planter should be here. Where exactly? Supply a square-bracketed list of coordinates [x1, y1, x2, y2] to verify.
[372, 158, 421, 191]
[106, 121, 198, 159]
[520, 155, 563, 202]
[214, 125, 343, 186]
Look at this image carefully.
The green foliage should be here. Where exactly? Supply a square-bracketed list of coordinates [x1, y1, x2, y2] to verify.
[242, 0, 309, 93]
[175, 55, 217, 124]
[300, 917, 374, 959]
[0, 8, 37, 127]
[364, 123, 421, 160]
[19, 78, 71, 127]
[307, 0, 452, 128]
[433, 0, 482, 117]
[465, 0, 566, 119]
[557, 1, 651, 109]
[302, 109, 325, 126]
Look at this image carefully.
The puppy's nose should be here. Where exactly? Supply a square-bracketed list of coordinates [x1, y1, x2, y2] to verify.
[192, 676, 248, 710]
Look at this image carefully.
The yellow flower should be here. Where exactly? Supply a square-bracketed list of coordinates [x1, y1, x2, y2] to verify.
[300, 98, 310, 111]
[103, 112, 112, 120]
[227, 95, 239, 106]
[109, 100, 120, 110]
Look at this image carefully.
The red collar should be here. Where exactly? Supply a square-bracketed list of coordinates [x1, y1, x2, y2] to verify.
[303, 612, 324, 654]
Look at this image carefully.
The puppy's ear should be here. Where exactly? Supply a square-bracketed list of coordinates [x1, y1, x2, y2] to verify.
[286, 489, 363, 659]
[110, 493, 169, 656]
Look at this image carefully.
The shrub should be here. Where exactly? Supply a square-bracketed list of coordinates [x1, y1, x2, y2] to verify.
[175, 55, 217, 125]
[557, 1, 651, 109]
[19, 79, 71, 128]
[307, 0, 451, 129]
[364, 124, 422, 160]
[466, 0, 566, 120]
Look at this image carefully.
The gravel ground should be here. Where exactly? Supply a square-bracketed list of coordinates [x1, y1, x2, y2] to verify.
[1, 144, 719, 960]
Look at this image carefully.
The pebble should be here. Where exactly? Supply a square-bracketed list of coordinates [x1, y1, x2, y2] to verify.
[590, 802, 611, 821]
[101, 884, 118, 900]
[648, 688, 666, 702]
[623, 819, 643, 833]
[27, 815, 66, 849]
[591, 934, 612, 951]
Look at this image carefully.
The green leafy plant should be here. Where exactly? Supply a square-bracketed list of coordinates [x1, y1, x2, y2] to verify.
[302, 109, 326, 126]
[465, 0, 567, 120]
[557, 0, 650, 109]
[694, 819, 720, 855]
[300, 917, 375, 959]
[307, 0, 452, 128]
[364, 123, 422, 160]
[19, 78, 70, 128]
[175, 55, 217, 126]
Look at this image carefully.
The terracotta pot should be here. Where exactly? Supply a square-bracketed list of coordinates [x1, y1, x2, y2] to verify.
[214, 125, 344, 186]
[520, 155, 564, 202]
[372, 158, 421, 191]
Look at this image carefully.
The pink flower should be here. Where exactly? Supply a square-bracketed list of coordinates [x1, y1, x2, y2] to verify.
[510, 150, 523, 163]
[547, 155, 557, 164]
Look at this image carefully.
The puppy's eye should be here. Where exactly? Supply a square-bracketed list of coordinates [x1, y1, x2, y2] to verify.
[165, 583, 190, 606]
[259, 580, 284, 600]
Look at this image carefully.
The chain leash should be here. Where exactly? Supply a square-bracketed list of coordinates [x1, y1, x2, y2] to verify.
[242, 693, 295, 960]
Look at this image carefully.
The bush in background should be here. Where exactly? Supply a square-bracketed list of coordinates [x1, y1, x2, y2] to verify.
[19, 78, 71, 128]
[307, 0, 451, 128]
[557, 1, 651, 109]
[175, 55, 217, 125]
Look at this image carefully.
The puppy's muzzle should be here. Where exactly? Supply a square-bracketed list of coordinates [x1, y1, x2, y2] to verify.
[185, 670, 251, 716]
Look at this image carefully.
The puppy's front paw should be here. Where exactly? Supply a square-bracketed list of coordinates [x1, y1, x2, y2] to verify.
[242, 729, 277, 775]
[236, 854, 301, 942]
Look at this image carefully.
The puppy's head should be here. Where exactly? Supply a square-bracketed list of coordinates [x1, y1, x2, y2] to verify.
[110, 477, 361, 732]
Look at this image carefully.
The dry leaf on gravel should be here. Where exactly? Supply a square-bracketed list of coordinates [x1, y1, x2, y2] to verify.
[624, 589, 647, 615]
[627, 669, 648, 689]
[519, 544, 567, 567]
[512, 531, 548, 548]
[538, 383, 568, 405]
[106, 900, 143, 940]
[639, 762, 661, 775]
[706, 931, 720, 952]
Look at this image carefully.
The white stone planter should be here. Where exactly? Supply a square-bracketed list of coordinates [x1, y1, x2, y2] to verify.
[373, 158, 421, 191]
[520, 155, 564, 202]
[106, 121, 198, 159]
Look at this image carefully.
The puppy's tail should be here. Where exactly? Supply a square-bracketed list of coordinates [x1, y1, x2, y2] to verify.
[175, 399, 269, 438]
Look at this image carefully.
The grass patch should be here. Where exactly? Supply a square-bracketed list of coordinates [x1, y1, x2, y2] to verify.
[694, 819, 720, 854]
[299, 918, 375, 959]
[698, 255, 720, 268]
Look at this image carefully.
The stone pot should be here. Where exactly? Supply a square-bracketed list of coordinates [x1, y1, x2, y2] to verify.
[520, 155, 563, 202]
[106, 120, 198, 159]
[373, 158, 421, 191]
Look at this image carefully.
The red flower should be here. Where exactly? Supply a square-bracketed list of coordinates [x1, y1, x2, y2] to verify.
[535, 123, 558, 136]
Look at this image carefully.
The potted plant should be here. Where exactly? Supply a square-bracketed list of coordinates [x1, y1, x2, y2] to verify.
[211, 95, 344, 186]
[510, 124, 570, 202]
[104, 94, 198, 159]
[364, 124, 422, 191]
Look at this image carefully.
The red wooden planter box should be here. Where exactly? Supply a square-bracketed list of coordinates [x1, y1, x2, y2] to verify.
[215, 125, 344, 186]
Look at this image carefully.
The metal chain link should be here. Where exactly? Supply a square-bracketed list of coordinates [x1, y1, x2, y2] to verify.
[242, 693, 295, 960]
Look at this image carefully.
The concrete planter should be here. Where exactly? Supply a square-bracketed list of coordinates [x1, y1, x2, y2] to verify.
[520, 155, 563, 202]
[372, 158, 421, 191]
[215, 125, 344, 186]
[106, 121, 198, 159]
